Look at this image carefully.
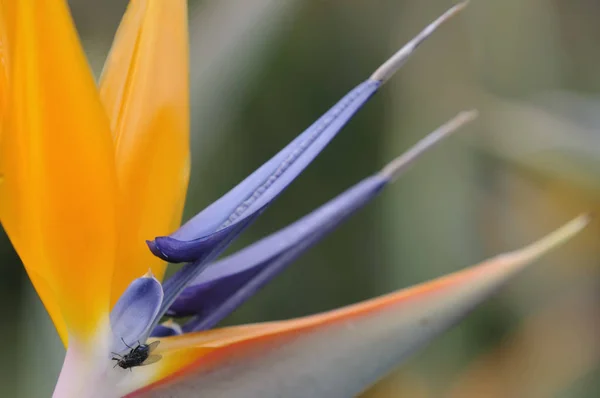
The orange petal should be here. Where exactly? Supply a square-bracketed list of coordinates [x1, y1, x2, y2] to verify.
[99, 0, 190, 304]
[0, 0, 117, 341]
[0, 5, 64, 342]
[124, 214, 589, 397]
[0, 1, 10, 122]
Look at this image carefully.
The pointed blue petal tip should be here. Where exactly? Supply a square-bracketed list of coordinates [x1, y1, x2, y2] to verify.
[146, 239, 162, 258]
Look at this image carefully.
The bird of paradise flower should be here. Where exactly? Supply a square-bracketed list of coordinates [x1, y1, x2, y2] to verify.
[0, 1, 589, 398]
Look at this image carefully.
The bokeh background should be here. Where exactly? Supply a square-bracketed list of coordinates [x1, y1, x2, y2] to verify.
[2, 0, 600, 396]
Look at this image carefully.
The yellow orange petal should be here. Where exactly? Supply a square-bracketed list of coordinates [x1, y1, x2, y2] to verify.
[124, 214, 588, 397]
[0, 3, 64, 342]
[0, 1, 10, 122]
[99, 0, 190, 304]
[0, 0, 117, 341]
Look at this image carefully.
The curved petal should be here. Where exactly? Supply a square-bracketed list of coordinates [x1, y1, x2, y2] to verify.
[99, 0, 190, 304]
[110, 272, 164, 353]
[124, 214, 589, 398]
[159, 111, 476, 333]
[148, 1, 468, 264]
[0, 0, 117, 341]
[149, 79, 379, 262]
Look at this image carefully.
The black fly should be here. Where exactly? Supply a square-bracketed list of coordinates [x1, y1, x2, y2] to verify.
[112, 339, 162, 371]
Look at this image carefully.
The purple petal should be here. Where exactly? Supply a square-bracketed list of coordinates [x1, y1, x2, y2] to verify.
[147, 0, 464, 265]
[151, 80, 379, 330]
[148, 80, 379, 263]
[175, 176, 386, 327]
[110, 272, 164, 353]
[148, 4, 472, 329]
[151, 80, 380, 326]
[153, 111, 475, 335]
[166, 111, 477, 331]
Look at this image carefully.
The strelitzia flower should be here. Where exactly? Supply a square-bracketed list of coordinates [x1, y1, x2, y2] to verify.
[0, 1, 589, 398]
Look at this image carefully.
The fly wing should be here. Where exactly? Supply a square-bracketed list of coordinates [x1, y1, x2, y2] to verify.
[146, 340, 160, 353]
[140, 354, 162, 366]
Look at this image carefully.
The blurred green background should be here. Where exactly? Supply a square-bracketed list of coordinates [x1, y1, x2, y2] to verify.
[2, 0, 600, 396]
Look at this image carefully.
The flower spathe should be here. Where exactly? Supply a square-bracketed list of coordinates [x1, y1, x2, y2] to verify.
[0, 1, 590, 398]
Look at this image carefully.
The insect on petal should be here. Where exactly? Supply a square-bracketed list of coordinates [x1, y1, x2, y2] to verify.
[99, 0, 190, 306]
[0, 0, 118, 342]
[125, 213, 589, 398]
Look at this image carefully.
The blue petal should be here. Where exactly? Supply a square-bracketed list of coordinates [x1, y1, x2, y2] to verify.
[110, 272, 164, 353]
[148, 1, 464, 264]
[153, 111, 475, 334]
[172, 176, 387, 327]
[148, 6, 475, 329]
[148, 80, 380, 263]
[150, 80, 379, 330]
[165, 110, 478, 330]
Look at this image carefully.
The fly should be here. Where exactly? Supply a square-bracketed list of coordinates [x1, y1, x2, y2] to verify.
[112, 339, 162, 371]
